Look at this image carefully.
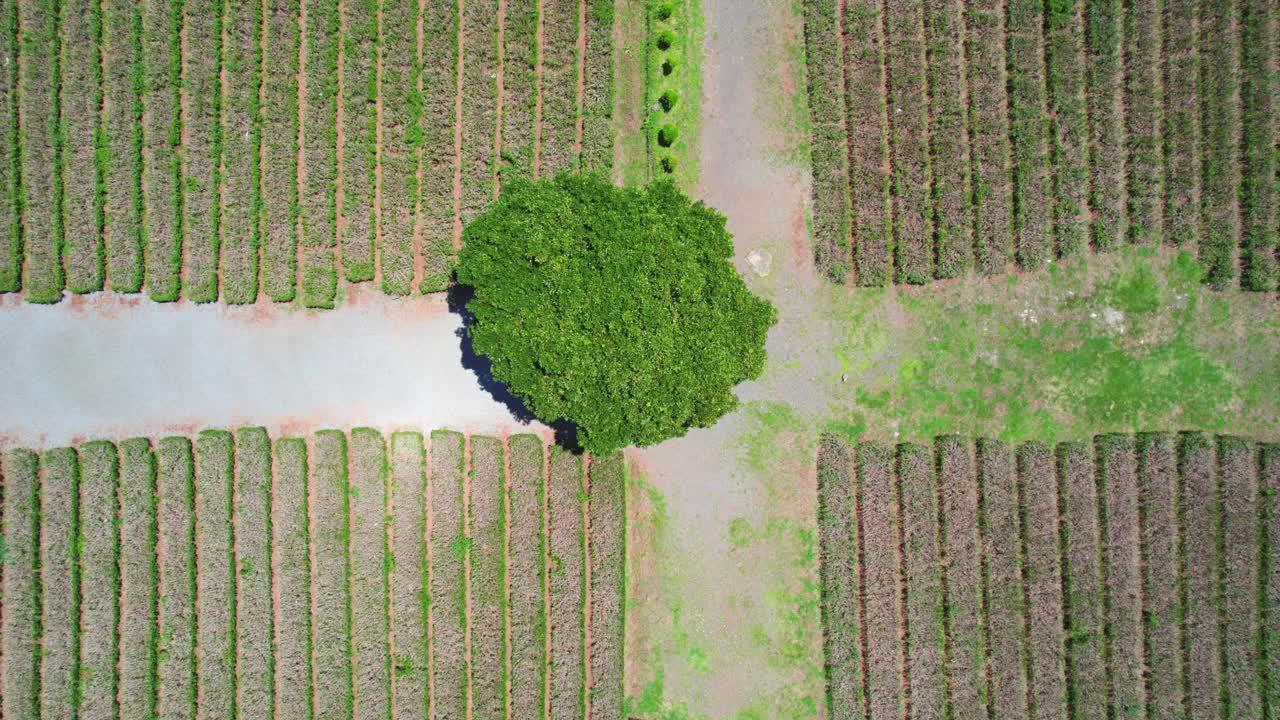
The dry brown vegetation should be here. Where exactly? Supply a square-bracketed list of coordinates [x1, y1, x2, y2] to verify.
[818, 432, 1279, 719]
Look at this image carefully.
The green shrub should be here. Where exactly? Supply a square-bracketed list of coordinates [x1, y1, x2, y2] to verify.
[658, 124, 679, 147]
[654, 1, 675, 20]
[456, 174, 777, 454]
[655, 29, 675, 50]
[661, 58, 676, 76]
[660, 155, 678, 173]
[659, 89, 678, 112]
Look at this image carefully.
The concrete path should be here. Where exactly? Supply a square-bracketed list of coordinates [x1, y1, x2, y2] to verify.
[0, 291, 546, 446]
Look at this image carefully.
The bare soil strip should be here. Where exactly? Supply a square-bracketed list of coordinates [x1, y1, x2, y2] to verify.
[1058, 440, 1106, 719]
[548, 446, 586, 720]
[376, 0, 418, 295]
[492, 0, 504, 198]
[1160, 0, 1199, 248]
[234, 428, 275, 720]
[1262, 445, 1280, 717]
[977, 439, 1029, 719]
[462, 436, 473, 720]
[1097, 435, 1146, 718]
[157, 437, 197, 720]
[1219, 436, 1261, 716]
[39, 448, 79, 720]
[272, 437, 313, 720]
[817, 434, 865, 720]
[587, 451, 625, 720]
[572, 0, 585, 163]
[857, 442, 907, 719]
[470, 436, 506, 719]
[429, 430, 467, 720]
[1017, 442, 1066, 719]
[508, 434, 548, 720]
[1, 451, 40, 720]
[78, 441, 121, 720]
[937, 437, 987, 720]
[350, 429, 392, 720]
[841, 0, 892, 286]
[899, 443, 945, 717]
[1124, 0, 1164, 246]
[119, 438, 160, 720]
[883, 0, 933, 284]
[962, 0, 1013, 275]
[194, 430, 237, 719]
[390, 432, 429, 720]
[311, 430, 353, 720]
[923, 0, 970, 279]
[1135, 434, 1183, 720]
[1179, 432, 1221, 718]
[532, 0, 544, 177]
[62, 0, 105, 293]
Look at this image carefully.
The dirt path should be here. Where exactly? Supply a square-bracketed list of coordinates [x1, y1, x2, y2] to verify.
[623, 0, 828, 716]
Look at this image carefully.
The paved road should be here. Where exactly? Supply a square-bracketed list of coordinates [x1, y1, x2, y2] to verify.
[0, 292, 544, 446]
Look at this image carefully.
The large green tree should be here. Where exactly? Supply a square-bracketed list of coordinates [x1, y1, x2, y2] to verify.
[456, 174, 777, 454]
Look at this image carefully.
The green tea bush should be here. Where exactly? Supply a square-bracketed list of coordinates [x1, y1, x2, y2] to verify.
[659, 89, 678, 112]
[658, 124, 679, 147]
[456, 174, 777, 454]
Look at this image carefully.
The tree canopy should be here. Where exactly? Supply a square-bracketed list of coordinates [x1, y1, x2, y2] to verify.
[456, 173, 777, 454]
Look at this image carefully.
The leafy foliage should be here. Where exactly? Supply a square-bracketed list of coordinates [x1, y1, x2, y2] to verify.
[456, 174, 777, 454]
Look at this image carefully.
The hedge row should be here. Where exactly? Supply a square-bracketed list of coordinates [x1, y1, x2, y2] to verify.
[418, 2, 457, 294]
[339, 0, 378, 284]
[261, 0, 300, 302]
[19, 0, 64, 303]
[844, 0, 891, 286]
[428, 430, 466, 720]
[300, 0, 340, 309]
[539, 0, 580, 176]
[580, 0, 615, 173]
[194, 431, 236, 718]
[1198, 0, 1242, 288]
[349, 428, 391, 720]
[141, 0, 181, 303]
[180, 0, 223, 303]
[460, 0, 500, 226]
[0, 0, 19, 292]
[62, 0, 104, 294]
[221, 0, 263, 304]
[1124, 0, 1163, 247]
[1005, 0, 1052, 269]
[884, 0, 932, 284]
[925, 0, 969, 279]
[802, 0, 852, 282]
[377, 0, 417, 296]
[311, 430, 352, 720]
[1044, 0, 1089, 258]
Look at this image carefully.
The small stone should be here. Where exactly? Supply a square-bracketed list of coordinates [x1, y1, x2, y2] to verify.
[746, 248, 772, 277]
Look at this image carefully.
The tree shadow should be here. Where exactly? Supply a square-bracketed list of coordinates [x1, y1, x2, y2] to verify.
[447, 284, 582, 452]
